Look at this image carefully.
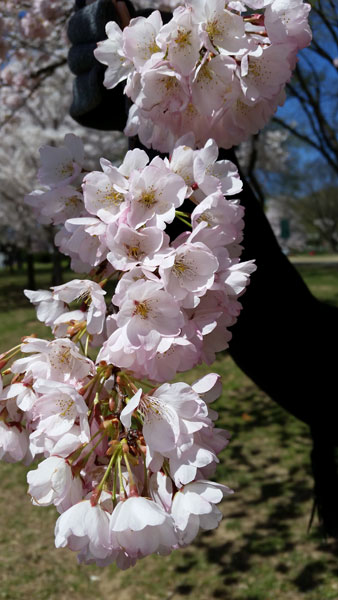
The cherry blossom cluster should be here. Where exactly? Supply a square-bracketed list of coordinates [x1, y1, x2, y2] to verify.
[95, 0, 311, 152]
[0, 338, 232, 568]
[0, 343, 232, 568]
[0, 133, 254, 567]
[25, 133, 255, 381]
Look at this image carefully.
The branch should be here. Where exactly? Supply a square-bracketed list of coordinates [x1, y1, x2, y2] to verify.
[30, 58, 67, 80]
[311, 1, 338, 47]
[295, 63, 338, 154]
[0, 59, 67, 129]
[308, 38, 338, 69]
[286, 80, 326, 151]
[246, 134, 266, 206]
[272, 116, 338, 174]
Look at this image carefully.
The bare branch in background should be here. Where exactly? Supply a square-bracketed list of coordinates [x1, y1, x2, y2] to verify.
[273, 0, 338, 174]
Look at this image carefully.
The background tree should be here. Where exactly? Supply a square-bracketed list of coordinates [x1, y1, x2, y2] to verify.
[282, 172, 338, 252]
[0, 0, 72, 127]
[235, 0, 338, 231]
[236, 128, 290, 206]
[0, 2, 127, 286]
[274, 0, 338, 175]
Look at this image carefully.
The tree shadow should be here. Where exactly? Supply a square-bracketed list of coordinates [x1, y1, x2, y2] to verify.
[172, 387, 336, 598]
[293, 561, 326, 592]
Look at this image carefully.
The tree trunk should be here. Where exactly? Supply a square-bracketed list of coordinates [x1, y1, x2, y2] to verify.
[16, 249, 23, 271]
[26, 253, 36, 290]
[50, 245, 63, 286]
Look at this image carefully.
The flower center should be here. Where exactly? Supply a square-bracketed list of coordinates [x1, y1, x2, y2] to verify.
[139, 189, 156, 208]
[57, 349, 72, 365]
[197, 212, 212, 227]
[65, 195, 81, 208]
[148, 39, 161, 55]
[162, 77, 179, 92]
[172, 258, 188, 277]
[206, 19, 222, 41]
[101, 186, 124, 206]
[175, 28, 192, 48]
[59, 162, 73, 177]
[56, 396, 75, 418]
[197, 62, 213, 83]
[133, 300, 150, 319]
[126, 244, 142, 260]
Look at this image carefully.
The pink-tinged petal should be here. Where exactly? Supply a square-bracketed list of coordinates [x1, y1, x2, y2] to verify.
[146, 446, 164, 471]
[120, 388, 142, 429]
[38, 135, 83, 188]
[187, 480, 233, 503]
[119, 148, 149, 177]
[192, 373, 222, 403]
[143, 407, 178, 453]
[55, 500, 111, 561]
[170, 461, 197, 487]
[122, 12, 163, 68]
[111, 497, 166, 532]
[64, 133, 84, 166]
[82, 169, 127, 223]
[192, 55, 236, 116]
[94, 21, 132, 88]
[149, 472, 173, 512]
[157, 7, 201, 76]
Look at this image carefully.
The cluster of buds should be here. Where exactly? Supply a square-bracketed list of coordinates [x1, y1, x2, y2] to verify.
[95, 0, 311, 152]
[0, 133, 254, 567]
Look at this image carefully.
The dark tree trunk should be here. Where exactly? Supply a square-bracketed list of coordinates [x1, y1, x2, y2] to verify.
[26, 253, 36, 290]
[50, 245, 63, 286]
[16, 249, 23, 271]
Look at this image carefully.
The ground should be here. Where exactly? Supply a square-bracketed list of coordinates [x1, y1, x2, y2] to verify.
[0, 261, 337, 599]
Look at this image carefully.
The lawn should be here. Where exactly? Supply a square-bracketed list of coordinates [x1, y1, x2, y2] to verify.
[0, 263, 75, 353]
[0, 261, 337, 600]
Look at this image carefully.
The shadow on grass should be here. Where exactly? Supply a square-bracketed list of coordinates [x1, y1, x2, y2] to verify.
[171, 385, 333, 598]
[293, 561, 327, 592]
[173, 475, 318, 597]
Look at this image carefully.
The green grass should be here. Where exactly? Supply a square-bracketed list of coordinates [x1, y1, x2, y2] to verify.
[296, 264, 338, 307]
[0, 261, 338, 599]
[0, 263, 76, 352]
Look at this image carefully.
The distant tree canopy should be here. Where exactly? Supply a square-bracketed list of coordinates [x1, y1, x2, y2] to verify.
[286, 184, 338, 251]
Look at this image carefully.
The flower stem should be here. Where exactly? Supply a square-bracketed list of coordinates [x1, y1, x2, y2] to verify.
[112, 460, 118, 502]
[176, 214, 192, 229]
[175, 210, 190, 218]
[123, 450, 135, 490]
[97, 445, 120, 494]
[117, 453, 127, 499]
[84, 334, 90, 357]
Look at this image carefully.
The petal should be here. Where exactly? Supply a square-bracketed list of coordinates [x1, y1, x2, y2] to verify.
[120, 388, 142, 429]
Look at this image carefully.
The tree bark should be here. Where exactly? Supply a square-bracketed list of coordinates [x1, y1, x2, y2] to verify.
[26, 253, 36, 290]
[50, 245, 63, 286]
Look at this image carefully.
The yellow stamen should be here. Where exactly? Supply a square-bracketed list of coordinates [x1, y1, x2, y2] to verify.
[133, 300, 150, 319]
